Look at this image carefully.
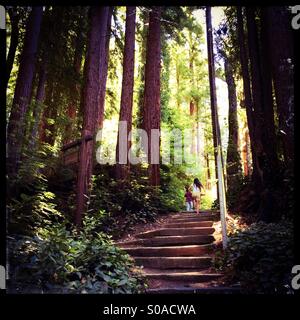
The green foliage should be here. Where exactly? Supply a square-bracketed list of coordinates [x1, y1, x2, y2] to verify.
[8, 144, 62, 235]
[214, 220, 294, 293]
[9, 216, 146, 293]
[88, 168, 170, 238]
[160, 164, 191, 211]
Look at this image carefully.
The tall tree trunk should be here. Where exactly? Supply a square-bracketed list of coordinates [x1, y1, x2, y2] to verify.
[136, 13, 148, 130]
[244, 128, 251, 176]
[7, 7, 43, 177]
[39, 81, 60, 147]
[206, 6, 222, 202]
[236, 6, 263, 191]
[196, 101, 201, 162]
[142, 7, 162, 186]
[96, 7, 113, 129]
[176, 59, 180, 109]
[189, 35, 196, 156]
[204, 132, 211, 189]
[224, 56, 242, 191]
[190, 101, 196, 155]
[39, 81, 53, 144]
[264, 6, 294, 163]
[246, 7, 279, 188]
[259, 8, 279, 173]
[30, 61, 47, 149]
[246, 7, 281, 221]
[75, 7, 109, 226]
[115, 7, 136, 180]
[6, 7, 19, 89]
[63, 28, 85, 144]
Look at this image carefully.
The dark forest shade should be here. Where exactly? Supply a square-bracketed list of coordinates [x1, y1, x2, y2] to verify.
[6, 8, 19, 89]
[30, 62, 47, 149]
[236, 6, 260, 188]
[263, 7, 294, 163]
[63, 26, 85, 145]
[246, 7, 279, 189]
[7, 7, 43, 177]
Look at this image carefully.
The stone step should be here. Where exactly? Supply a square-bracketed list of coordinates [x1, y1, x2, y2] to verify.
[172, 215, 219, 221]
[133, 256, 212, 269]
[162, 221, 213, 228]
[173, 211, 218, 216]
[180, 210, 220, 215]
[136, 227, 215, 238]
[170, 216, 216, 222]
[121, 244, 213, 257]
[118, 235, 215, 247]
[147, 286, 241, 294]
[143, 269, 221, 282]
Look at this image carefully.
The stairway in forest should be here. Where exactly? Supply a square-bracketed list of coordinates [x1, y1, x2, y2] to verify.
[117, 210, 239, 293]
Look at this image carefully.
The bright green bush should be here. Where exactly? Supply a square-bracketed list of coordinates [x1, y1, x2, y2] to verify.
[9, 216, 146, 294]
[214, 220, 294, 293]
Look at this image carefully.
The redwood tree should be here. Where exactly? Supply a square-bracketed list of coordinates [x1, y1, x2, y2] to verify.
[75, 6, 109, 226]
[115, 7, 136, 180]
[30, 60, 47, 149]
[64, 27, 85, 144]
[246, 7, 282, 221]
[7, 7, 43, 177]
[236, 6, 263, 191]
[224, 55, 242, 192]
[206, 6, 222, 201]
[97, 7, 113, 128]
[142, 7, 162, 186]
[246, 7, 279, 189]
[263, 6, 294, 163]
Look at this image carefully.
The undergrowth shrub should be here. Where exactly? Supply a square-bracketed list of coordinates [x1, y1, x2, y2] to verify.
[214, 220, 294, 293]
[9, 216, 146, 294]
[7, 144, 63, 235]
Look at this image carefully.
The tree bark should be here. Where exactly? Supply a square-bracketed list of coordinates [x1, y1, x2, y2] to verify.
[30, 61, 47, 149]
[190, 101, 196, 155]
[246, 7, 279, 190]
[189, 35, 196, 156]
[7, 7, 43, 177]
[96, 7, 113, 129]
[196, 101, 201, 162]
[206, 6, 222, 202]
[259, 8, 279, 173]
[63, 28, 85, 144]
[263, 6, 294, 163]
[6, 7, 19, 89]
[142, 7, 162, 186]
[224, 56, 242, 191]
[246, 7, 282, 221]
[115, 7, 136, 180]
[236, 6, 263, 190]
[39, 81, 58, 146]
[75, 7, 109, 226]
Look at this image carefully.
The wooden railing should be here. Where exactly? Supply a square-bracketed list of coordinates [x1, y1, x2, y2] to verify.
[61, 135, 93, 166]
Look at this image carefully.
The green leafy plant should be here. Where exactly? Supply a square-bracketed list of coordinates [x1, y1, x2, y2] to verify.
[9, 216, 147, 294]
[214, 220, 294, 293]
